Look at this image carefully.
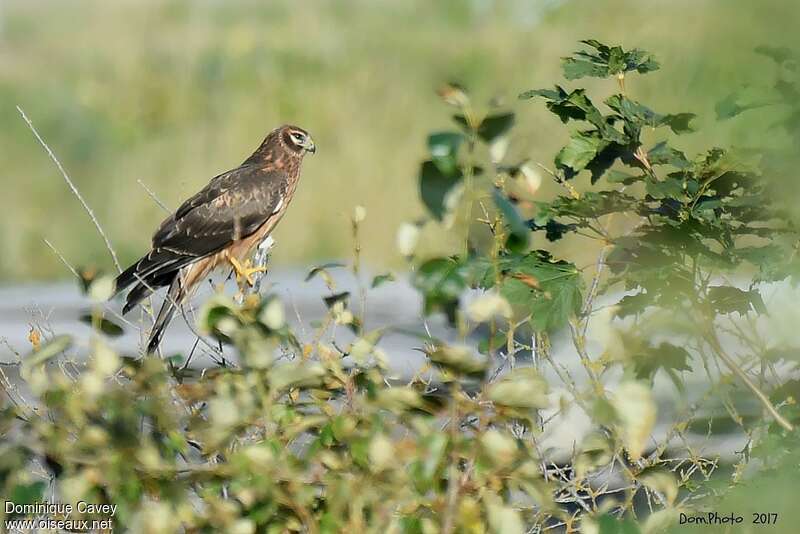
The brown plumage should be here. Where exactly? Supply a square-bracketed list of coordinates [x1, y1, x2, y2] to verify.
[114, 124, 315, 353]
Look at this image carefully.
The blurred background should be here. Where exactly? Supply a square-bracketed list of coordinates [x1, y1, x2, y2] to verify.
[1, 4, 799, 527]
[0, 0, 797, 282]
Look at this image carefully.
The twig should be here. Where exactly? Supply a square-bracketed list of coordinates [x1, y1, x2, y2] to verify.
[44, 238, 139, 330]
[17, 106, 122, 272]
[534, 161, 580, 199]
[43, 238, 79, 279]
[704, 327, 794, 431]
[441, 383, 462, 534]
[580, 244, 611, 338]
[137, 179, 170, 212]
[131, 271, 226, 362]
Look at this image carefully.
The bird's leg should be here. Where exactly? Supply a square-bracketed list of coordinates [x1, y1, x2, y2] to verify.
[226, 254, 266, 287]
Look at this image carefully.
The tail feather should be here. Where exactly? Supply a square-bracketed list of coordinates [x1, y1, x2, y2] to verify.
[146, 278, 183, 354]
[114, 259, 146, 296]
[122, 283, 153, 315]
[115, 248, 194, 314]
[122, 270, 178, 314]
[114, 249, 190, 296]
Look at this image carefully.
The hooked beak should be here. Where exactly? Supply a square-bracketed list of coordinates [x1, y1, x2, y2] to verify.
[305, 137, 316, 154]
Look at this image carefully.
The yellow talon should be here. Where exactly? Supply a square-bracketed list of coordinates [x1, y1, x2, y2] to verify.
[228, 256, 266, 287]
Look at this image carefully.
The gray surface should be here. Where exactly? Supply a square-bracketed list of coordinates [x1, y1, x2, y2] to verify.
[3, 272, 797, 461]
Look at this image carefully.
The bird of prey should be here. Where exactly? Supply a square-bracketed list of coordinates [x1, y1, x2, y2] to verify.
[113, 125, 315, 353]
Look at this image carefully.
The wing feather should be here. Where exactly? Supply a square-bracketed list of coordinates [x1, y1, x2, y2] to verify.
[115, 165, 288, 303]
[153, 165, 288, 257]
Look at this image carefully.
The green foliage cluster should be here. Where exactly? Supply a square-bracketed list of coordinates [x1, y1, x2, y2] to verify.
[1, 286, 557, 532]
[2, 40, 800, 533]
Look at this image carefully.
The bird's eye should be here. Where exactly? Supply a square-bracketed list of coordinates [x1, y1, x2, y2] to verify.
[290, 132, 306, 144]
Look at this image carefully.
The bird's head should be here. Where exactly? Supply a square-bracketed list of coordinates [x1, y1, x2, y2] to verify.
[244, 125, 316, 167]
[280, 125, 316, 156]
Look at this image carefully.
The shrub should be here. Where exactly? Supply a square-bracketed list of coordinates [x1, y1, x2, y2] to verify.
[2, 40, 799, 533]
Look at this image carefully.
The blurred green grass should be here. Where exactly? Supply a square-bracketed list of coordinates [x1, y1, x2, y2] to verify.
[0, 0, 796, 281]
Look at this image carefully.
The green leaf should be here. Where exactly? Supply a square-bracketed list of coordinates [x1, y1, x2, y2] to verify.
[412, 257, 467, 322]
[88, 274, 116, 302]
[487, 368, 549, 409]
[423, 343, 486, 377]
[305, 262, 347, 282]
[419, 160, 463, 221]
[480, 429, 518, 468]
[660, 112, 696, 134]
[323, 291, 350, 309]
[473, 251, 583, 332]
[647, 142, 690, 168]
[715, 88, 775, 120]
[638, 466, 679, 505]
[24, 334, 72, 368]
[519, 87, 562, 101]
[561, 40, 659, 80]
[478, 331, 507, 355]
[597, 513, 642, 534]
[79, 313, 125, 337]
[707, 285, 767, 315]
[734, 245, 798, 283]
[527, 219, 578, 242]
[521, 86, 625, 140]
[562, 54, 611, 80]
[645, 176, 685, 199]
[755, 45, 795, 66]
[259, 295, 286, 330]
[632, 342, 693, 381]
[77, 266, 104, 293]
[477, 112, 515, 142]
[370, 272, 395, 288]
[269, 362, 326, 392]
[376, 387, 423, 413]
[9, 481, 47, 507]
[611, 381, 656, 461]
[605, 94, 695, 135]
[198, 294, 240, 338]
[409, 433, 448, 493]
[428, 131, 463, 176]
[233, 327, 276, 370]
[614, 292, 653, 318]
[485, 494, 525, 534]
[606, 170, 645, 185]
[575, 432, 614, 478]
[536, 191, 638, 220]
[555, 131, 608, 175]
[493, 188, 530, 250]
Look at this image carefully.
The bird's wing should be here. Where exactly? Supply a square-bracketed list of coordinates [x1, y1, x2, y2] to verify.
[114, 165, 288, 299]
[153, 165, 289, 257]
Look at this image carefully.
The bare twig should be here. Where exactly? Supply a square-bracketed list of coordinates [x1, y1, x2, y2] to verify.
[44, 238, 139, 330]
[43, 238, 79, 279]
[534, 161, 580, 199]
[137, 179, 170, 212]
[17, 106, 122, 272]
[580, 244, 611, 338]
[705, 327, 794, 431]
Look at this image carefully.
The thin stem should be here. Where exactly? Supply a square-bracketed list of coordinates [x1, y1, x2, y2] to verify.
[704, 325, 793, 431]
[137, 179, 170, 212]
[18, 106, 122, 273]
